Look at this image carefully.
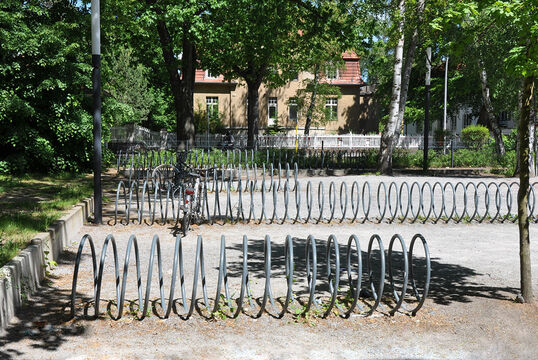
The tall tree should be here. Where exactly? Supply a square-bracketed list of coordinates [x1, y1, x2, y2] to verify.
[297, 1, 359, 135]
[435, 0, 537, 302]
[397, 0, 425, 137]
[0, 0, 94, 173]
[477, 55, 506, 156]
[378, 0, 406, 174]
[518, 74, 535, 302]
[200, 0, 357, 148]
[144, 0, 206, 148]
[200, 0, 301, 149]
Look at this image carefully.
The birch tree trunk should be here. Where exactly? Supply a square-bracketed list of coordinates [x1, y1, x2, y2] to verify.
[379, 0, 406, 175]
[397, 0, 425, 134]
[477, 57, 505, 156]
[517, 75, 534, 303]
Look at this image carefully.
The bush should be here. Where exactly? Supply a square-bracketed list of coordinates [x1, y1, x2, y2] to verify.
[194, 108, 226, 134]
[461, 125, 490, 149]
[264, 120, 286, 135]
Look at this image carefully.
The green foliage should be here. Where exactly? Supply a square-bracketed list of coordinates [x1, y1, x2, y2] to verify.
[103, 46, 154, 126]
[461, 125, 490, 149]
[264, 120, 287, 135]
[194, 104, 226, 134]
[355, 146, 516, 174]
[0, 1, 95, 174]
[503, 129, 518, 152]
[295, 81, 342, 127]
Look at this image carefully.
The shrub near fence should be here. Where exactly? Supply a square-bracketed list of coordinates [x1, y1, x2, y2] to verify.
[116, 144, 517, 177]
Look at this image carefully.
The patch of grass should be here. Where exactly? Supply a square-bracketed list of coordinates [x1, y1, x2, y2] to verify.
[0, 174, 92, 267]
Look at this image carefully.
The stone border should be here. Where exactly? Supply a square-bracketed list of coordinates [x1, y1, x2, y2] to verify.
[0, 198, 94, 330]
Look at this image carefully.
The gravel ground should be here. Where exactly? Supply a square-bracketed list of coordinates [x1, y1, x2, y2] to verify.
[1, 220, 537, 359]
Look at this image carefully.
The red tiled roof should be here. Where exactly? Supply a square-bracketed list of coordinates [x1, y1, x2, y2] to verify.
[342, 50, 360, 60]
[195, 51, 363, 85]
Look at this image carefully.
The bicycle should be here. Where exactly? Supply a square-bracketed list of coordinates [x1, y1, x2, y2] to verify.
[151, 161, 202, 236]
[180, 171, 201, 236]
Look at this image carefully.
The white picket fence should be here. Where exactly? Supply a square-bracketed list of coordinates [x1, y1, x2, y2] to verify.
[109, 124, 458, 150]
[194, 133, 457, 149]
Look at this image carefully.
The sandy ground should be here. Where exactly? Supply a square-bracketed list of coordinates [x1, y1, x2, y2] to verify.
[1, 219, 537, 359]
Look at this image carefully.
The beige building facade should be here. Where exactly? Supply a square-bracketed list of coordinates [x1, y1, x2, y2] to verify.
[193, 52, 378, 134]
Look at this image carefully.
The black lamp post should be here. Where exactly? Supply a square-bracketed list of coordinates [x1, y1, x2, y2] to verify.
[92, 0, 102, 224]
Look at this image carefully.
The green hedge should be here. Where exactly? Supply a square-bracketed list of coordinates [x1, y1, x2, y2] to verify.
[461, 125, 490, 149]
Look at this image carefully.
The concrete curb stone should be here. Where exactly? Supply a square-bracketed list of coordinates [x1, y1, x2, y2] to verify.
[0, 198, 94, 330]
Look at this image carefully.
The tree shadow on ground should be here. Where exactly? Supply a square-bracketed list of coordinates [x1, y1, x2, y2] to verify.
[0, 250, 91, 360]
[225, 237, 518, 305]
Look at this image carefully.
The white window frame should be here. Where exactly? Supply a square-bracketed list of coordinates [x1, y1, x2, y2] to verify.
[268, 97, 278, 125]
[326, 65, 339, 81]
[288, 98, 298, 122]
[206, 96, 219, 117]
[325, 98, 338, 121]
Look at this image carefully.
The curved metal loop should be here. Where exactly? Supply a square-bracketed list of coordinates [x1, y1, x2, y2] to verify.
[387, 234, 408, 315]
[408, 234, 431, 316]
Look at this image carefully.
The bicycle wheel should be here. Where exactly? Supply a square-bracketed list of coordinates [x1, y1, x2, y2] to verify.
[182, 194, 192, 236]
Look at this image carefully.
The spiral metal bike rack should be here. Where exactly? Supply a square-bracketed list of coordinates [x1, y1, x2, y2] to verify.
[70, 232, 430, 320]
[114, 178, 538, 226]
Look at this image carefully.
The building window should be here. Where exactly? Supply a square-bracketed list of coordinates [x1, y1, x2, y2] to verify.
[268, 97, 277, 125]
[326, 65, 339, 80]
[289, 98, 298, 122]
[206, 97, 219, 117]
[205, 70, 218, 79]
[325, 98, 338, 121]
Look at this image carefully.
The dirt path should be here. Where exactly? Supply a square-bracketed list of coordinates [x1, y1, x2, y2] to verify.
[1, 221, 537, 359]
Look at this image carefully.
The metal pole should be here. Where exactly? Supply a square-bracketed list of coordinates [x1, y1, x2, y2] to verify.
[207, 111, 210, 150]
[443, 56, 448, 133]
[451, 139, 454, 168]
[424, 47, 431, 173]
[295, 119, 298, 153]
[443, 56, 449, 154]
[91, 0, 102, 224]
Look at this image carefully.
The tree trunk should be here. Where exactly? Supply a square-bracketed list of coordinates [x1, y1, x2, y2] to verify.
[517, 75, 534, 303]
[246, 79, 261, 150]
[155, 18, 183, 147]
[304, 64, 320, 135]
[514, 85, 523, 175]
[378, 0, 405, 175]
[178, 32, 196, 149]
[397, 0, 424, 134]
[477, 57, 505, 156]
[514, 83, 536, 176]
